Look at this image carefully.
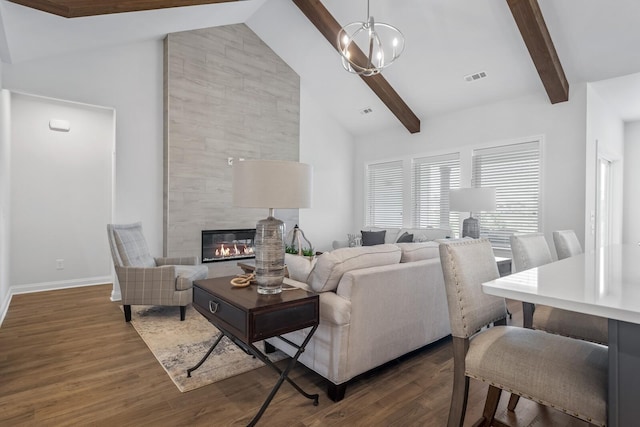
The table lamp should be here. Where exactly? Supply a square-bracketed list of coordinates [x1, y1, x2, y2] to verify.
[233, 160, 313, 294]
[449, 187, 496, 239]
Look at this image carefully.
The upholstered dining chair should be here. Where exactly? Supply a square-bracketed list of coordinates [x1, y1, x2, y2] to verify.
[510, 232, 608, 343]
[439, 239, 607, 427]
[107, 222, 208, 322]
[553, 229, 583, 260]
[508, 232, 608, 412]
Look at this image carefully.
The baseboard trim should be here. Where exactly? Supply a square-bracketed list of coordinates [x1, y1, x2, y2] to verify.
[10, 276, 112, 296]
[0, 292, 12, 327]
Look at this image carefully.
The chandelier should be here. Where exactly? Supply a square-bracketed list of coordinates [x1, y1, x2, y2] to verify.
[337, 0, 405, 76]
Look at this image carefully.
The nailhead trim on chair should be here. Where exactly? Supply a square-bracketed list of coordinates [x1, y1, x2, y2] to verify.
[465, 372, 604, 426]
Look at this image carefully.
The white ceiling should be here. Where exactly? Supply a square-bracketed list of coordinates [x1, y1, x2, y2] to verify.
[1, 0, 640, 136]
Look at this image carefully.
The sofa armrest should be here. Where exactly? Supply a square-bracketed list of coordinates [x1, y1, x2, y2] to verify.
[155, 256, 199, 266]
[283, 278, 351, 325]
[319, 292, 351, 325]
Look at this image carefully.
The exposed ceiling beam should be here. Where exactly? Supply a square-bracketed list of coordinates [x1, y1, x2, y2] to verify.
[506, 0, 569, 103]
[292, 0, 420, 134]
[7, 0, 241, 18]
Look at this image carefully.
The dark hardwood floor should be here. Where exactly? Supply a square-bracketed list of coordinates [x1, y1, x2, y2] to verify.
[0, 285, 590, 426]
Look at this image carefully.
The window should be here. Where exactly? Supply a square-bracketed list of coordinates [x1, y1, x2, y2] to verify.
[411, 153, 460, 232]
[472, 140, 541, 249]
[365, 160, 403, 227]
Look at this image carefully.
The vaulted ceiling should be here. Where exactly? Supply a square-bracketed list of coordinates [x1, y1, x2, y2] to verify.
[2, 0, 640, 136]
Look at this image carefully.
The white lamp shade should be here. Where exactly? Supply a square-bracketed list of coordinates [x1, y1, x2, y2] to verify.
[233, 160, 313, 209]
[449, 187, 496, 212]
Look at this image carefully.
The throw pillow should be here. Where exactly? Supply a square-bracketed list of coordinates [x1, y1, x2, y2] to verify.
[361, 230, 386, 246]
[396, 242, 440, 262]
[307, 244, 402, 292]
[396, 232, 414, 243]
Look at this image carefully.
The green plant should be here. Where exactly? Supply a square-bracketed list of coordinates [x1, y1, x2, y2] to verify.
[285, 245, 314, 257]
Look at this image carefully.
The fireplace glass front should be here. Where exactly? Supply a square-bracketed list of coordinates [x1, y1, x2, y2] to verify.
[202, 229, 255, 263]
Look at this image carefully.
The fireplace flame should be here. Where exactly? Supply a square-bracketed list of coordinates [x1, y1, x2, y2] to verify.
[214, 243, 254, 258]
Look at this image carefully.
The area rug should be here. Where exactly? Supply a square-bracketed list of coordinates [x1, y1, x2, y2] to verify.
[127, 305, 288, 392]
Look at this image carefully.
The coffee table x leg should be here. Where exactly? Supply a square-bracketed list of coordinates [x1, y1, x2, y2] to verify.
[245, 324, 319, 426]
[185, 323, 319, 426]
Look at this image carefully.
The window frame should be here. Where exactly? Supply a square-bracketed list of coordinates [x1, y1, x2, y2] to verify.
[472, 138, 543, 249]
[364, 159, 404, 228]
[411, 152, 461, 232]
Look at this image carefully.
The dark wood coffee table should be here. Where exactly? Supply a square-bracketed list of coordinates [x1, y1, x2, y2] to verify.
[188, 276, 319, 426]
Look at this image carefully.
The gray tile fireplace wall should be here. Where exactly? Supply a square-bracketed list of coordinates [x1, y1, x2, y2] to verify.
[164, 24, 300, 271]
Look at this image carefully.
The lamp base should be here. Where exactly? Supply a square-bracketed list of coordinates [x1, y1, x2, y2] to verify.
[462, 216, 480, 239]
[254, 216, 285, 294]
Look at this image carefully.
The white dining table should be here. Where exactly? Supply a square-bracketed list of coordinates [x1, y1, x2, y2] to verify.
[482, 244, 640, 427]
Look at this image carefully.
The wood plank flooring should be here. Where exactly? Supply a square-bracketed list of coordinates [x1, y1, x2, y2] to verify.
[0, 285, 590, 426]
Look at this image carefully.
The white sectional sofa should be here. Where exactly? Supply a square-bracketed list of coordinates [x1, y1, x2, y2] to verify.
[332, 226, 452, 249]
[267, 242, 451, 401]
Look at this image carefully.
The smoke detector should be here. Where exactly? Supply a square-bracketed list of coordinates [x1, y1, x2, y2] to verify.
[464, 71, 487, 82]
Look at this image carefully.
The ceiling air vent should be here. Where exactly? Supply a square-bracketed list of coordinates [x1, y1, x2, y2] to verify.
[360, 107, 373, 115]
[464, 71, 487, 82]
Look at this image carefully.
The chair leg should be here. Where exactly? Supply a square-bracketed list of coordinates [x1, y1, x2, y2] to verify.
[180, 306, 186, 321]
[478, 385, 502, 426]
[507, 393, 520, 411]
[522, 302, 535, 329]
[123, 305, 132, 322]
[448, 337, 470, 427]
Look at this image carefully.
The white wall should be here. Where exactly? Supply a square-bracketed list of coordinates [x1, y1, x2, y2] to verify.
[624, 120, 640, 244]
[10, 93, 114, 290]
[2, 37, 355, 288]
[0, 83, 11, 322]
[3, 40, 165, 258]
[353, 87, 588, 257]
[585, 84, 625, 250]
[298, 86, 355, 252]
[3, 41, 163, 299]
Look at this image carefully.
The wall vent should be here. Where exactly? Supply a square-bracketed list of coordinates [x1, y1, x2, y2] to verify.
[464, 71, 487, 82]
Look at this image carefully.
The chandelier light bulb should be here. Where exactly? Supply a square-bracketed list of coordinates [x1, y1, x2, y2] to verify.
[337, 0, 405, 76]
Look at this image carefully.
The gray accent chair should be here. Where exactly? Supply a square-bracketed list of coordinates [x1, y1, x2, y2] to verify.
[553, 229, 583, 260]
[107, 222, 208, 322]
[439, 239, 607, 427]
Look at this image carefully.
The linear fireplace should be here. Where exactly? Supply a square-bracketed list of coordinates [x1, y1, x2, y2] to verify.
[202, 229, 256, 263]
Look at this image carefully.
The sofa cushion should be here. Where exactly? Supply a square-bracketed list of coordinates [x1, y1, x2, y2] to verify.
[396, 232, 414, 243]
[361, 230, 386, 246]
[396, 242, 440, 262]
[285, 253, 317, 283]
[307, 244, 401, 292]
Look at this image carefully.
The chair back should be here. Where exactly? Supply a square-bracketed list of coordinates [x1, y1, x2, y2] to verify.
[510, 232, 552, 272]
[553, 230, 583, 260]
[107, 222, 156, 268]
[439, 239, 506, 339]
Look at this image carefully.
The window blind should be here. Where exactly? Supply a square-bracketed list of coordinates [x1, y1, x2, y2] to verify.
[411, 153, 460, 232]
[365, 160, 403, 227]
[472, 141, 541, 249]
